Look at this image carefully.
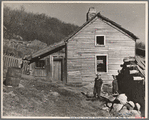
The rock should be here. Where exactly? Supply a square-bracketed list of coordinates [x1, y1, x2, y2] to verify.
[118, 107, 130, 117]
[19, 83, 24, 88]
[8, 91, 16, 97]
[124, 101, 135, 110]
[108, 95, 116, 102]
[86, 92, 94, 98]
[129, 110, 141, 117]
[135, 103, 141, 111]
[107, 103, 112, 108]
[81, 91, 94, 98]
[128, 101, 135, 108]
[117, 94, 127, 105]
[101, 92, 109, 97]
[125, 103, 134, 110]
[49, 92, 59, 97]
[113, 103, 123, 112]
[102, 106, 109, 111]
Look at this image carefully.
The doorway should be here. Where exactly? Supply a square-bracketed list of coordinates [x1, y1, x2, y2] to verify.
[53, 59, 62, 81]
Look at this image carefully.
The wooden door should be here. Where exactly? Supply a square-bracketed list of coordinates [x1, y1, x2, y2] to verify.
[53, 60, 62, 81]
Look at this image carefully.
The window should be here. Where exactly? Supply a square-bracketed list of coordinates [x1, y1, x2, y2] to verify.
[95, 35, 106, 46]
[95, 55, 107, 73]
[35, 60, 45, 68]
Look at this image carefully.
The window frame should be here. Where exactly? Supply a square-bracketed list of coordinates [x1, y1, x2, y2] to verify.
[35, 60, 46, 69]
[95, 35, 106, 46]
[95, 54, 108, 74]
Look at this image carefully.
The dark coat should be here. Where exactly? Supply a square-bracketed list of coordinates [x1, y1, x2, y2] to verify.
[93, 77, 103, 97]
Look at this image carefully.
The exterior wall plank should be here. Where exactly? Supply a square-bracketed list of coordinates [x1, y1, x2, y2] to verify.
[67, 17, 135, 83]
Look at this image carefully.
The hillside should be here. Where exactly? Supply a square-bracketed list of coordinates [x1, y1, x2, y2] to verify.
[3, 5, 79, 45]
[3, 6, 145, 58]
[3, 38, 47, 58]
[3, 5, 79, 58]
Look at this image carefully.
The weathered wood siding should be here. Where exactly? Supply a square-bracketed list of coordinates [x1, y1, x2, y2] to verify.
[30, 50, 66, 82]
[30, 56, 52, 78]
[67, 17, 135, 83]
[30, 62, 47, 78]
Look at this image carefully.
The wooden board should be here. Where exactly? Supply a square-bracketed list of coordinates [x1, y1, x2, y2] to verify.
[34, 69, 47, 77]
[53, 60, 62, 81]
[67, 17, 135, 83]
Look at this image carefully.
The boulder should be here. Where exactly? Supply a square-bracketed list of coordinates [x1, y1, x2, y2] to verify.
[107, 103, 112, 108]
[86, 92, 94, 98]
[125, 103, 134, 110]
[124, 101, 135, 110]
[19, 83, 24, 88]
[118, 107, 130, 117]
[49, 92, 59, 97]
[128, 101, 135, 108]
[8, 91, 16, 97]
[135, 103, 141, 111]
[108, 95, 116, 102]
[102, 106, 109, 111]
[129, 110, 141, 117]
[113, 103, 123, 112]
[117, 94, 127, 105]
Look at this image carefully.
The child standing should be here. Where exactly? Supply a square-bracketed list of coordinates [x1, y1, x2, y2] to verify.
[93, 74, 103, 99]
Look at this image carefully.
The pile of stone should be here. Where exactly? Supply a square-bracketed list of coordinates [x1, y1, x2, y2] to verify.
[102, 94, 142, 117]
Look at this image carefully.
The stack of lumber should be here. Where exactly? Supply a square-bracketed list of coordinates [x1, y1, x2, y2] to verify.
[123, 56, 145, 80]
[117, 56, 145, 116]
[135, 56, 145, 77]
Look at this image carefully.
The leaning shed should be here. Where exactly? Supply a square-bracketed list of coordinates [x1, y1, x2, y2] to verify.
[26, 8, 139, 84]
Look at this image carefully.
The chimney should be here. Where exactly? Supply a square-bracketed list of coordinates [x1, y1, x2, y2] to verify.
[86, 7, 96, 21]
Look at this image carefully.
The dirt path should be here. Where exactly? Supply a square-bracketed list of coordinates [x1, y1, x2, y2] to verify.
[3, 79, 111, 117]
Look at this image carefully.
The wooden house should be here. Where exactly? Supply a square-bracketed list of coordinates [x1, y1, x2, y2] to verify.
[25, 8, 138, 84]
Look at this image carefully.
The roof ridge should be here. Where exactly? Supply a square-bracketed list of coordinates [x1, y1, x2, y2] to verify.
[97, 13, 138, 39]
[63, 12, 138, 43]
[27, 12, 139, 60]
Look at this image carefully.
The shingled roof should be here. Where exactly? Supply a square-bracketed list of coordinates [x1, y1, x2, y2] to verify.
[26, 12, 138, 61]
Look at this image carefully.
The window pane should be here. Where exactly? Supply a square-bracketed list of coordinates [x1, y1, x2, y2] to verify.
[35, 60, 45, 68]
[97, 56, 106, 72]
[96, 36, 104, 45]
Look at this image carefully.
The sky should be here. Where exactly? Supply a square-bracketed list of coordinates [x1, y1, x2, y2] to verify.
[3, 2, 147, 43]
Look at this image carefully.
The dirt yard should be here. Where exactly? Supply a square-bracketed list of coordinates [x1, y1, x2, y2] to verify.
[3, 78, 112, 117]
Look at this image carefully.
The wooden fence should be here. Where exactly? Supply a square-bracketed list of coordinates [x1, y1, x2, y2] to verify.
[3, 55, 22, 69]
[3, 55, 30, 75]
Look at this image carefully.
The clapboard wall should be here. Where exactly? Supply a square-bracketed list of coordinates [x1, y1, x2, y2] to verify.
[29, 51, 66, 82]
[67, 17, 135, 84]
